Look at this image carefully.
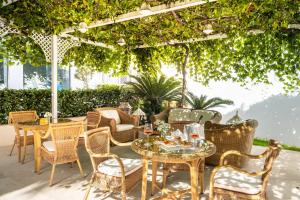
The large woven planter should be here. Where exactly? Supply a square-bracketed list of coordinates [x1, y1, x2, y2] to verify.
[204, 119, 258, 167]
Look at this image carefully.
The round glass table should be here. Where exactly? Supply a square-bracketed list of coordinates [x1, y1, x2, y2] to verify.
[17, 118, 72, 172]
[131, 136, 216, 200]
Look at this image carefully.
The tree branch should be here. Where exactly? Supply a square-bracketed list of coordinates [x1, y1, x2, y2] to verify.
[171, 11, 187, 25]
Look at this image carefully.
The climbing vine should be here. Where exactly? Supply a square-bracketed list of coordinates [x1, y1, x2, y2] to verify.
[0, 0, 299, 91]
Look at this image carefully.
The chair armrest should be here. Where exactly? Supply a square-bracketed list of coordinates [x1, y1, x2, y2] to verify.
[220, 149, 269, 165]
[110, 135, 132, 147]
[118, 110, 138, 125]
[40, 129, 51, 139]
[99, 116, 117, 133]
[152, 110, 169, 123]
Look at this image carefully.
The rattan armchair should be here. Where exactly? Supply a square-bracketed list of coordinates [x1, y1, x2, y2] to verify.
[86, 111, 101, 130]
[95, 107, 139, 142]
[83, 127, 142, 200]
[209, 140, 281, 200]
[205, 119, 258, 167]
[8, 111, 39, 163]
[40, 121, 84, 186]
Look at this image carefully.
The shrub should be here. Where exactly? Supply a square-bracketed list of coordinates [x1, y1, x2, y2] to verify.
[0, 86, 137, 124]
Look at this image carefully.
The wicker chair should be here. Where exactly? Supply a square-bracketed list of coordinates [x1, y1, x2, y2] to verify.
[83, 127, 142, 200]
[8, 111, 39, 163]
[40, 121, 84, 186]
[205, 119, 258, 167]
[209, 140, 281, 200]
[151, 108, 222, 132]
[86, 111, 101, 130]
[95, 107, 139, 142]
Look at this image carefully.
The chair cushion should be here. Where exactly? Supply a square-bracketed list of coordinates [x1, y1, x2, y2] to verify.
[168, 108, 191, 123]
[190, 110, 215, 123]
[42, 141, 55, 151]
[97, 158, 142, 177]
[214, 167, 262, 195]
[99, 110, 121, 124]
[19, 130, 34, 136]
[116, 124, 134, 132]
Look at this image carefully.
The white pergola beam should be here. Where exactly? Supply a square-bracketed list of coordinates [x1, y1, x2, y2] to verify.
[61, 0, 216, 34]
[60, 33, 115, 50]
[136, 29, 266, 48]
[288, 24, 300, 29]
[1, 0, 19, 7]
[137, 33, 227, 48]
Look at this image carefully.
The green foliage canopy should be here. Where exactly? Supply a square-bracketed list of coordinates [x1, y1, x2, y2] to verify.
[0, 0, 299, 91]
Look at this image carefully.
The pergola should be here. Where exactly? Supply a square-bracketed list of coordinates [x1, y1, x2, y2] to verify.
[0, 0, 299, 119]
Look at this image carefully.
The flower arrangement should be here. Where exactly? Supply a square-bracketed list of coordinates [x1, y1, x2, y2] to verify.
[154, 120, 170, 137]
[44, 112, 52, 118]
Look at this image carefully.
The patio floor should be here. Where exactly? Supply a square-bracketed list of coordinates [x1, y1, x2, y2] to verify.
[0, 141, 299, 200]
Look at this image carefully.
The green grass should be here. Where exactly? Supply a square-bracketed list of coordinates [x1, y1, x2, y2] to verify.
[253, 138, 300, 152]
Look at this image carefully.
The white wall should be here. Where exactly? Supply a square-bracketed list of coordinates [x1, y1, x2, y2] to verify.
[70, 67, 130, 89]
[7, 62, 23, 89]
[162, 65, 300, 146]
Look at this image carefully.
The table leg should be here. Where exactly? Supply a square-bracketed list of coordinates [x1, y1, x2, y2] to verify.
[199, 158, 205, 194]
[151, 160, 158, 195]
[141, 157, 149, 200]
[34, 131, 41, 173]
[190, 159, 199, 200]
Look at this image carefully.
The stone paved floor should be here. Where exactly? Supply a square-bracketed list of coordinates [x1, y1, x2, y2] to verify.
[0, 143, 299, 200]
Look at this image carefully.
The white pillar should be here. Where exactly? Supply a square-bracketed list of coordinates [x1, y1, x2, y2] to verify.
[51, 35, 58, 120]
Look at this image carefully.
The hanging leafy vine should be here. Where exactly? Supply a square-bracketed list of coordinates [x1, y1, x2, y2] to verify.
[0, 0, 299, 92]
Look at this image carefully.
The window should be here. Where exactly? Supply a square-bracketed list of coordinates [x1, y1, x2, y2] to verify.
[0, 56, 7, 88]
[23, 63, 70, 89]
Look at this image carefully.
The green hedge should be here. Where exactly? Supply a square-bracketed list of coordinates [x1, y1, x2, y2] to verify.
[0, 85, 137, 124]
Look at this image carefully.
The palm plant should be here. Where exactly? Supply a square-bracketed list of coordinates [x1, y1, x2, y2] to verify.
[186, 92, 234, 110]
[127, 73, 182, 115]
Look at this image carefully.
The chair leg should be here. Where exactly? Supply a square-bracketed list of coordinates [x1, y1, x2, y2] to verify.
[121, 176, 126, 200]
[76, 159, 84, 176]
[49, 164, 56, 186]
[22, 144, 27, 164]
[18, 145, 21, 162]
[9, 140, 16, 156]
[83, 174, 96, 200]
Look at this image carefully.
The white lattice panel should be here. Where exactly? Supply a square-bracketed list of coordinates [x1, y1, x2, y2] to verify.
[0, 21, 20, 37]
[29, 32, 81, 64]
[0, 21, 81, 64]
[29, 32, 53, 62]
[58, 37, 80, 64]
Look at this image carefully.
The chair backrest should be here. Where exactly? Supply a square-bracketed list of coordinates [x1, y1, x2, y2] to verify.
[168, 108, 222, 124]
[262, 140, 281, 180]
[87, 111, 101, 126]
[168, 108, 191, 123]
[48, 121, 83, 162]
[84, 127, 111, 171]
[95, 107, 121, 124]
[8, 111, 39, 124]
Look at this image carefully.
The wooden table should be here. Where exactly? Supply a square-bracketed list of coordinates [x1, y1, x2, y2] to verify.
[17, 118, 72, 173]
[131, 137, 216, 200]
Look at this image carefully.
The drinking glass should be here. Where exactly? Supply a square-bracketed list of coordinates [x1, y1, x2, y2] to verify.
[190, 132, 199, 148]
[144, 123, 153, 147]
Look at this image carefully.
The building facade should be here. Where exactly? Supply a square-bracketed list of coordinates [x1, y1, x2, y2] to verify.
[0, 57, 130, 90]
